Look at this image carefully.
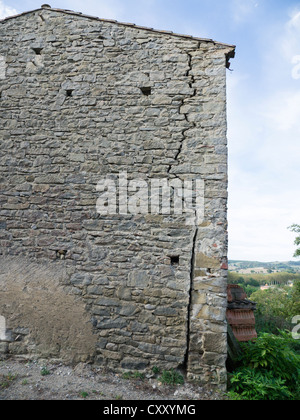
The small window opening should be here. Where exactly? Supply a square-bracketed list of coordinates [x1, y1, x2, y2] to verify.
[170, 256, 180, 266]
[65, 89, 73, 97]
[32, 47, 43, 55]
[56, 250, 67, 260]
[140, 87, 152, 96]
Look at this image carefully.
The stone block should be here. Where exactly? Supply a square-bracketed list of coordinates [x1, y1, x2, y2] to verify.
[127, 271, 149, 288]
[0, 342, 8, 354]
[121, 358, 149, 370]
[195, 253, 220, 269]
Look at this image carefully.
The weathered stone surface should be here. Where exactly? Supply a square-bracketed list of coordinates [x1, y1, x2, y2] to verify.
[121, 358, 149, 371]
[195, 253, 221, 269]
[0, 6, 234, 389]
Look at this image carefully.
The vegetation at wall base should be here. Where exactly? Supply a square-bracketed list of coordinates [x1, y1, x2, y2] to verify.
[159, 369, 184, 386]
[228, 330, 300, 400]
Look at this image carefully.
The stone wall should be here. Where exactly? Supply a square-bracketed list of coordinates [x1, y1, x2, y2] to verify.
[0, 7, 234, 389]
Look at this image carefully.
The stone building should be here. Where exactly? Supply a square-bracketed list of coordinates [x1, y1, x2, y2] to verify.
[0, 5, 235, 389]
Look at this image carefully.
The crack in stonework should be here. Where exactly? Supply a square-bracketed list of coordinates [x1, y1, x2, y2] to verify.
[167, 49, 197, 175]
[167, 46, 200, 370]
[182, 224, 198, 369]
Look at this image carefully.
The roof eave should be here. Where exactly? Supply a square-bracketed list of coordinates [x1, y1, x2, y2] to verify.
[0, 7, 236, 51]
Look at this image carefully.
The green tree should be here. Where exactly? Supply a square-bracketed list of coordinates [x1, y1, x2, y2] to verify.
[250, 281, 300, 333]
[251, 287, 291, 320]
[290, 280, 300, 315]
[289, 224, 300, 258]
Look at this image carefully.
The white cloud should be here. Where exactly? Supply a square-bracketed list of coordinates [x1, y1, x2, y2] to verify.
[288, 9, 300, 32]
[262, 89, 300, 132]
[231, 0, 259, 23]
[228, 175, 300, 261]
[0, 1, 18, 20]
[280, 9, 300, 61]
[227, 52, 300, 262]
[56, 0, 121, 20]
[60, 0, 158, 23]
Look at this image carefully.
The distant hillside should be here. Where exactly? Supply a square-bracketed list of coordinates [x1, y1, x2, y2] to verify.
[229, 260, 300, 273]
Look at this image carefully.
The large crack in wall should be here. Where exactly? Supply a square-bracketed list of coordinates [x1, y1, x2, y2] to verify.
[167, 48, 200, 368]
[167, 48, 198, 175]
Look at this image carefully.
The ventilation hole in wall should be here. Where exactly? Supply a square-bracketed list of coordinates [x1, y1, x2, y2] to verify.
[56, 250, 67, 260]
[32, 47, 43, 55]
[65, 89, 73, 97]
[170, 256, 180, 266]
[140, 87, 152, 96]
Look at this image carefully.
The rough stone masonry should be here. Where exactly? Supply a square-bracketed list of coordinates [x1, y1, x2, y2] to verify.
[0, 5, 235, 390]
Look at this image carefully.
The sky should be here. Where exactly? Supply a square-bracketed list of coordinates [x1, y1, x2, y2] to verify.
[1, 0, 300, 262]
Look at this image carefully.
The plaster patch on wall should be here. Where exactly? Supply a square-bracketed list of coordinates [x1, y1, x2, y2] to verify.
[0, 56, 6, 79]
[0, 257, 97, 362]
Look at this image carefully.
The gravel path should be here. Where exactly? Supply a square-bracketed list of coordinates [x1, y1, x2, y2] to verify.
[0, 357, 226, 400]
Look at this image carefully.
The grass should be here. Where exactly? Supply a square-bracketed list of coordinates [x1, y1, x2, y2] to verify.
[79, 391, 89, 399]
[159, 369, 184, 386]
[0, 372, 17, 389]
[122, 371, 145, 381]
[40, 366, 51, 376]
[152, 366, 161, 375]
[151, 366, 185, 386]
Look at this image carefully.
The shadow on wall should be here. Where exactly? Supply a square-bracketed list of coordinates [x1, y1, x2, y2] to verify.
[0, 256, 97, 362]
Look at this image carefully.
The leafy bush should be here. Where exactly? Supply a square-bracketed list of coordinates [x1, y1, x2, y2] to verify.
[229, 331, 300, 400]
[254, 313, 291, 335]
[230, 368, 293, 400]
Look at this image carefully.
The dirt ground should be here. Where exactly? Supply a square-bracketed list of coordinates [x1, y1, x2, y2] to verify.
[0, 357, 227, 400]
